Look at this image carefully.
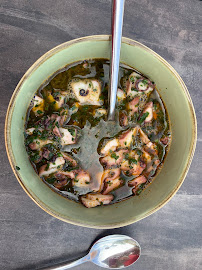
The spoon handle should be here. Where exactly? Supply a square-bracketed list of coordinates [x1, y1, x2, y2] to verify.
[108, 0, 125, 120]
[40, 254, 89, 270]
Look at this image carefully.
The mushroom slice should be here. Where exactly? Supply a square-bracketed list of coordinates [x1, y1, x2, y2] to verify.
[102, 177, 123, 195]
[72, 170, 91, 188]
[100, 138, 119, 155]
[69, 78, 102, 105]
[39, 157, 65, 177]
[59, 127, 77, 146]
[81, 193, 114, 208]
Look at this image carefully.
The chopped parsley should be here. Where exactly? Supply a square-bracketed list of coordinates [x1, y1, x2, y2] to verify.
[138, 112, 149, 124]
[111, 153, 119, 160]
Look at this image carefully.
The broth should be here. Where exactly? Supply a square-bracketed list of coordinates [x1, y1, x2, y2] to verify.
[24, 59, 171, 208]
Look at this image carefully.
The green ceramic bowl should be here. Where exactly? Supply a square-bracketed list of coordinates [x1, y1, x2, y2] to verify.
[5, 35, 197, 228]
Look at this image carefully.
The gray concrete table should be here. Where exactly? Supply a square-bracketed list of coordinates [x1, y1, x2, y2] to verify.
[0, 1, 202, 269]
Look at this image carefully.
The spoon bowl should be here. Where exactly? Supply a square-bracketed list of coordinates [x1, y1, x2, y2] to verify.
[41, 235, 141, 269]
[89, 235, 141, 269]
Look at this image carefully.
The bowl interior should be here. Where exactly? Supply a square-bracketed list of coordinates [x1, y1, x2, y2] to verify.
[6, 36, 196, 228]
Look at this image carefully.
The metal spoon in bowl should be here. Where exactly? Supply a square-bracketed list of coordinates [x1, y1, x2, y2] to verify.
[41, 235, 141, 269]
[108, 0, 125, 121]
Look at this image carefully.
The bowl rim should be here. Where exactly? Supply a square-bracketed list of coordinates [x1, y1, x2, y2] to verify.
[5, 35, 197, 229]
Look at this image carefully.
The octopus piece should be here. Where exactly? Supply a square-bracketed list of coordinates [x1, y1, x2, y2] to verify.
[125, 72, 155, 97]
[138, 128, 150, 144]
[119, 111, 129, 127]
[117, 88, 126, 102]
[53, 126, 61, 137]
[121, 157, 146, 177]
[53, 179, 68, 189]
[32, 95, 44, 115]
[127, 97, 139, 114]
[119, 127, 138, 148]
[68, 78, 102, 105]
[102, 177, 123, 195]
[55, 170, 75, 180]
[72, 169, 91, 188]
[26, 128, 35, 135]
[55, 94, 66, 108]
[59, 127, 77, 146]
[128, 175, 147, 194]
[42, 148, 51, 159]
[128, 175, 147, 187]
[101, 168, 121, 182]
[81, 193, 114, 208]
[100, 138, 119, 155]
[160, 136, 169, 145]
[142, 101, 153, 123]
[29, 139, 53, 150]
[61, 152, 77, 167]
[100, 149, 129, 168]
[39, 157, 65, 177]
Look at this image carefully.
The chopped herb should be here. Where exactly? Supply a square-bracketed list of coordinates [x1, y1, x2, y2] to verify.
[129, 158, 137, 164]
[74, 179, 79, 182]
[138, 112, 149, 124]
[85, 181, 90, 184]
[142, 79, 148, 85]
[37, 110, 43, 114]
[45, 163, 50, 171]
[68, 128, 76, 137]
[130, 76, 135, 83]
[111, 153, 119, 160]
[137, 149, 142, 155]
[16, 166, 20, 171]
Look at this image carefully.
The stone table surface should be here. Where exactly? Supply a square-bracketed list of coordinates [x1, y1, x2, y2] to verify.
[0, 0, 202, 269]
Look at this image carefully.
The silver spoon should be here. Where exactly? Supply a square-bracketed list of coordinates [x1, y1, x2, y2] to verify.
[40, 234, 141, 269]
[108, 0, 125, 121]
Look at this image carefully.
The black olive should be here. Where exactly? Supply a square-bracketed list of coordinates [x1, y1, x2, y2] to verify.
[79, 89, 89, 96]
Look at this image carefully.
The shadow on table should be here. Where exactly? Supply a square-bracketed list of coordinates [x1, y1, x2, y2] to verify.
[15, 227, 131, 270]
[15, 249, 88, 270]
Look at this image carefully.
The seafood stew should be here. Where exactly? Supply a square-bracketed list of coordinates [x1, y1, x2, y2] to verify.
[24, 59, 171, 208]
